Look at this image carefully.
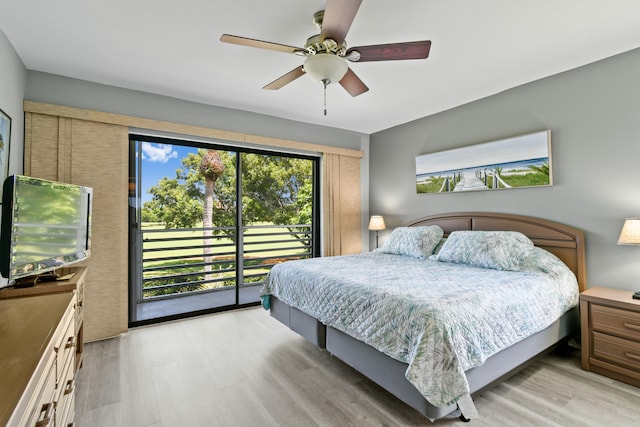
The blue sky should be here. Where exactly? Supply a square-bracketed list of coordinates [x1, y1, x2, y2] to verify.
[139, 142, 197, 203]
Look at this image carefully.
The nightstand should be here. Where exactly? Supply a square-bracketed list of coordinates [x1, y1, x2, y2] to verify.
[580, 287, 640, 387]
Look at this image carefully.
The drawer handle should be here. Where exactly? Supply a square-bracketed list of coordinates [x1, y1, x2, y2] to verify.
[64, 379, 74, 395]
[625, 352, 640, 362]
[35, 402, 53, 427]
[623, 322, 640, 332]
[65, 336, 75, 349]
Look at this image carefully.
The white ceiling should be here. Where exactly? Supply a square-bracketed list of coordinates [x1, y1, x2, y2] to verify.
[3, 0, 640, 134]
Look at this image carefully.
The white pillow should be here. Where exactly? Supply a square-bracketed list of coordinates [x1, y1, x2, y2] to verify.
[431, 230, 534, 271]
[379, 226, 444, 259]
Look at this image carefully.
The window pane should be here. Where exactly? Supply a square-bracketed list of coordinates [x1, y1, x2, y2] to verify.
[129, 136, 317, 322]
[137, 143, 238, 303]
[239, 153, 314, 304]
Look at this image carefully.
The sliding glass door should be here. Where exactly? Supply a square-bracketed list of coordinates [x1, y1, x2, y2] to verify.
[128, 135, 319, 324]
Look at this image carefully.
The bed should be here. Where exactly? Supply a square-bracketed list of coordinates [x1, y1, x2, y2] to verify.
[260, 212, 586, 421]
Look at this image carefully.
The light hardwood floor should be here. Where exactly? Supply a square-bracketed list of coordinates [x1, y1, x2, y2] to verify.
[75, 307, 640, 426]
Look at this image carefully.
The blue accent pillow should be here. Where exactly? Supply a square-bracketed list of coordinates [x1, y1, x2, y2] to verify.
[379, 226, 444, 259]
[431, 230, 534, 271]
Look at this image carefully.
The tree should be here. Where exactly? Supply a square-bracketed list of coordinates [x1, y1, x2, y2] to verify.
[141, 149, 313, 238]
[141, 174, 202, 228]
[140, 148, 314, 293]
[199, 151, 225, 276]
[240, 154, 313, 231]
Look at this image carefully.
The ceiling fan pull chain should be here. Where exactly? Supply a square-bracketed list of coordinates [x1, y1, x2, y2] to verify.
[322, 78, 329, 116]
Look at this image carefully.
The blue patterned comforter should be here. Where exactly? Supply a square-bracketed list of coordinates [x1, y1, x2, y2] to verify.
[260, 248, 579, 407]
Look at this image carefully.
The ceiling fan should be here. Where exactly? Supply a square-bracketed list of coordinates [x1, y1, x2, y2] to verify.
[220, 0, 431, 114]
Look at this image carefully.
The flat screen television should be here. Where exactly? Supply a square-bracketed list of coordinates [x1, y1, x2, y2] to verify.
[0, 175, 92, 289]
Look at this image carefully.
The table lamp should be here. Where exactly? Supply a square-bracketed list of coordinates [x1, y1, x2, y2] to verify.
[368, 215, 386, 249]
[618, 217, 640, 245]
[617, 217, 640, 299]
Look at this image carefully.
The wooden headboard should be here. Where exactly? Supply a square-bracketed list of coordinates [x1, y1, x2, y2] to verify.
[408, 212, 586, 292]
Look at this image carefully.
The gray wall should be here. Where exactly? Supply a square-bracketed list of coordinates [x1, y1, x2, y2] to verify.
[0, 29, 26, 288]
[0, 29, 26, 177]
[370, 47, 640, 291]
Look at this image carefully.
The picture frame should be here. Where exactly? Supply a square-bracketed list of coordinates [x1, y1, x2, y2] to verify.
[0, 108, 11, 198]
[415, 130, 552, 194]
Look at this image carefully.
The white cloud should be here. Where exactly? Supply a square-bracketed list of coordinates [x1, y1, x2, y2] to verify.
[141, 142, 178, 163]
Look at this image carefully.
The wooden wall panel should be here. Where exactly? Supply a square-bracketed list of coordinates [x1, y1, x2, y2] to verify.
[24, 113, 128, 341]
[338, 155, 362, 254]
[322, 154, 340, 256]
[70, 119, 128, 341]
[322, 153, 362, 255]
[24, 101, 364, 158]
[58, 117, 72, 181]
[24, 113, 61, 179]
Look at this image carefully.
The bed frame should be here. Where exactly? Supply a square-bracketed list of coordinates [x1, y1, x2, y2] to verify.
[268, 212, 586, 420]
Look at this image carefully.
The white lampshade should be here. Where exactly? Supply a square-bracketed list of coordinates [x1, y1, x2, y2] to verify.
[618, 217, 640, 245]
[368, 215, 386, 231]
[304, 53, 348, 85]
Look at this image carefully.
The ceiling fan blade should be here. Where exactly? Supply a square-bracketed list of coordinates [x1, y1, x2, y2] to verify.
[320, 0, 362, 45]
[220, 34, 302, 54]
[339, 68, 369, 97]
[346, 40, 432, 62]
[263, 66, 306, 90]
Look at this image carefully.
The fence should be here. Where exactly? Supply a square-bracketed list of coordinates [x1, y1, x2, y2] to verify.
[139, 224, 313, 300]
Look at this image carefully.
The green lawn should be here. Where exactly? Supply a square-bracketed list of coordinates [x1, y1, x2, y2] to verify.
[500, 172, 550, 187]
[140, 222, 311, 297]
[142, 222, 309, 264]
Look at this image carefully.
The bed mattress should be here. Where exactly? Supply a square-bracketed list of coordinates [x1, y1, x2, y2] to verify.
[261, 248, 579, 407]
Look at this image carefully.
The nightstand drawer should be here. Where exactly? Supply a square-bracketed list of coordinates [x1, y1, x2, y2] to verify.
[593, 331, 640, 372]
[591, 304, 640, 342]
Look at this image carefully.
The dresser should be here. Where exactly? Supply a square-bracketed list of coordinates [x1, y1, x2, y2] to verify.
[580, 286, 640, 387]
[0, 267, 86, 426]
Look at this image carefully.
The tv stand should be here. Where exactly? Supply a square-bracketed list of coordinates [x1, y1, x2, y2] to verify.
[0, 266, 87, 426]
[0, 266, 86, 371]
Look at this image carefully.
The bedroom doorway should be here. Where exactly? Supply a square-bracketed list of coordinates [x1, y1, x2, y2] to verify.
[128, 135, 320, 325]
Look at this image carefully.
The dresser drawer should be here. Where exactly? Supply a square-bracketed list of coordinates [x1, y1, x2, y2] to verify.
[591, 304, 640, 342]
[592, 331, 640, 372]
[55, 367, 75, 427]
[76, 278, 84, 327]
[57, 392, 75, 427]
[56, 312, 76, 382]
[20, 358, 57, 427]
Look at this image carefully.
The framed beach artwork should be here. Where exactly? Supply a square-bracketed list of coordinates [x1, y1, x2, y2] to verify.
[0, 108, 10, 197]
[416, 130, 552, 194]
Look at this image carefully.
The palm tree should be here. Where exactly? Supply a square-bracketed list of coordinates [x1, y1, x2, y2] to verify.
[199, 150, 225, 280]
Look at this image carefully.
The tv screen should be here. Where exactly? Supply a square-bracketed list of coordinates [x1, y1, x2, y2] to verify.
[0, 175, 92, 288]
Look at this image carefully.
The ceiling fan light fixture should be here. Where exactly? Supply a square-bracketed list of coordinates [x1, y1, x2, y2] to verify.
[303, 53, 348, 85]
